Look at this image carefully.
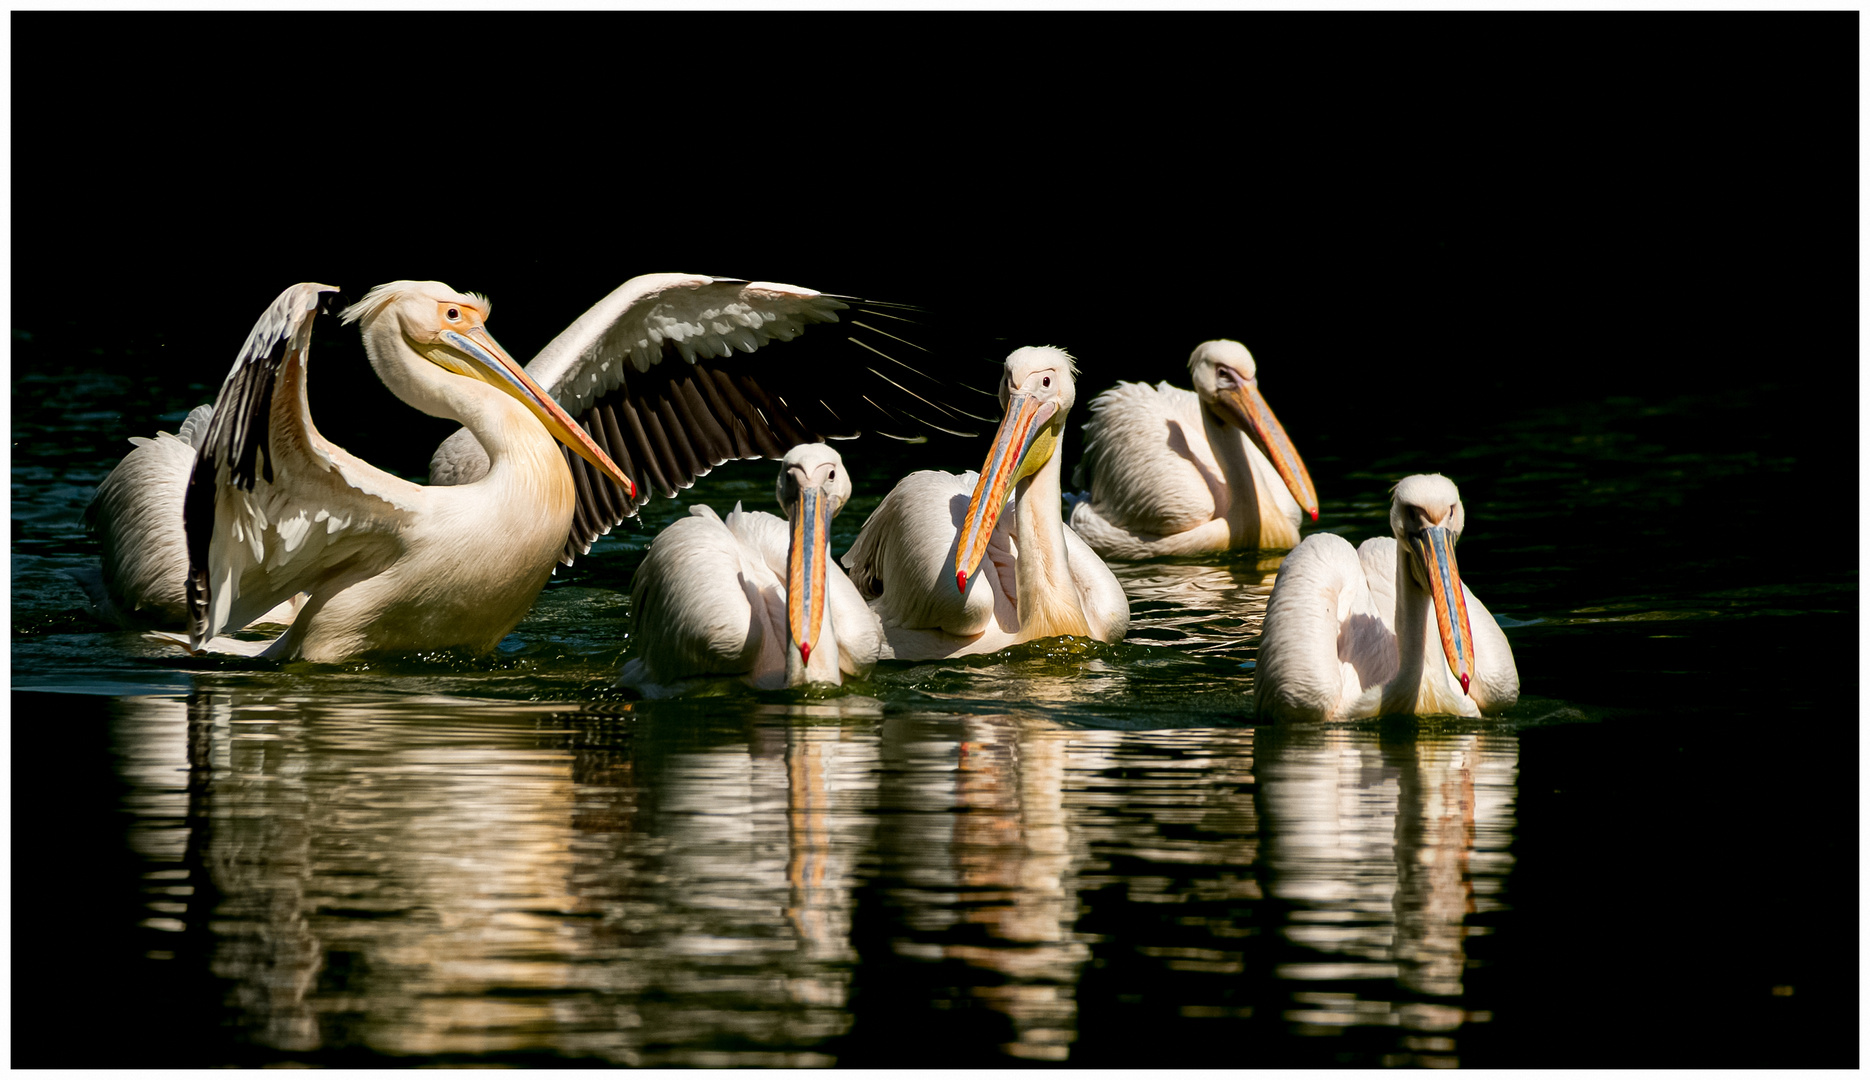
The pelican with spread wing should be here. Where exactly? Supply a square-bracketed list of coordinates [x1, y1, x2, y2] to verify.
[1068, 340, 1318, 559]
[619, 443, 881, 696]
[171, 281, 633, 660]
[75, 274, 981, 651]
[1253, 473, 1519, 721]
[842, 346, 1130, 660]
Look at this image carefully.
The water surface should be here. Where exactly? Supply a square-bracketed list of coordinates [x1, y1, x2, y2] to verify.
[10, 344, 1855, 1067]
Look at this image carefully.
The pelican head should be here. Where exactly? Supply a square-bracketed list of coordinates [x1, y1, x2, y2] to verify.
[1188, 339, 1318, 521]
[340, 281, 633, 497]
[1391, 473, 1476, 696]
[954, 345, 1077, 593]
[778, 442, 851, 670]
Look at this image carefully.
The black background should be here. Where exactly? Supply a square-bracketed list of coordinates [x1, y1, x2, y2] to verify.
[14, 13, 1855, 478]
[11, 10, 1860, 1069]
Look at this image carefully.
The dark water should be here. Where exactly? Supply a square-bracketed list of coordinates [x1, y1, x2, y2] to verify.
[10, 328, 1856, 1067]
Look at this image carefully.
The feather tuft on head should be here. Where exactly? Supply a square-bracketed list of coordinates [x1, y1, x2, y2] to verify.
[1004, 344, 1078, 379]
[340, 281, 491, 327]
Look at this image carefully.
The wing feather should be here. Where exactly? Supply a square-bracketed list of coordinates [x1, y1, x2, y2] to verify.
[429, 273, 992, 566]
[183, 283, 415, 650]
[1073, 381, 1222, 537]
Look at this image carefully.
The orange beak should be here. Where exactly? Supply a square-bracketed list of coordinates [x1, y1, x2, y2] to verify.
[1410, 525, 1475, 695]
[1211, 377, 1317, 521]
[442, 325, 635, 499]
[954, 389, 1056, 594]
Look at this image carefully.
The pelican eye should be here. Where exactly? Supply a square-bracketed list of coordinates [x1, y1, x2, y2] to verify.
[1042, 376, 1051, 388]
[445, 307, 461, 322]
[828, 468, 836, 481]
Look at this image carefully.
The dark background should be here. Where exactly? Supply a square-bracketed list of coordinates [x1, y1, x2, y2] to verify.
[13, 13, 1856, 483]
[11, 11, 1860, 1069]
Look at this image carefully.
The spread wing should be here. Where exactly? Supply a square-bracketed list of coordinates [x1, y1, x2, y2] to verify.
[429, 273, 997, 565]
[183, 283, 418, 649]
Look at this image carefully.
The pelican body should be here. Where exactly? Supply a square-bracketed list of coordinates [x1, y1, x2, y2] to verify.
[1254, 474, 1519, 721]
[173, 282, 632, 661]
[71, 403, 213, 627]
[842, 346, 1129, 659]
[619, 444, 881, 696]
[1069, 340, 1318, 558]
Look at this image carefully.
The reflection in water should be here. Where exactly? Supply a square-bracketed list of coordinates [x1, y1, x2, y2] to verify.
[864, 713, 1095, 1061]
[1257, 724, 1517, 1065]
[106, 688, 1517, 1067]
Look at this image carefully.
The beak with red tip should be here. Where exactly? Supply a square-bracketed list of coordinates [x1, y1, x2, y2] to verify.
[439, 325, 635, 500]
[1209, 373, 1318, 521]
[1410, 525, 1476, 695]
[954, 389, 1058, 593]
[787, 482, 832, 669]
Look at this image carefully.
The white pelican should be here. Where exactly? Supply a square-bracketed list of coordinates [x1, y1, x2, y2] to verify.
[1067, 339, 1319, 558]
[842, 346, 1130, 659]
[78, 273, 982, 638]
[168, 281, 634, 661]
[1253, 473, 1519, 721]
[618, 443, 881, 696]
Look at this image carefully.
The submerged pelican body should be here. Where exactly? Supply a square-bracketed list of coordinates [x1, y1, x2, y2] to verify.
[619, 444, 881, 697]
[1069, 340, 1318, 559]
[842, 346, 1129, 660]
[1254, 473, 1519, 721]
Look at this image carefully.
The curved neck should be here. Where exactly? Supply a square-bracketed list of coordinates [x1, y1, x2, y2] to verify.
[1388, 544, 1464, 714]
[359, 318, 553, 478]
[1201, 406, 1298, 547]
[1011, 448, 1092, 640]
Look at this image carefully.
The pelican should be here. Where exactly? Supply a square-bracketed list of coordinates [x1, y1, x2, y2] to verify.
[164, 281, 634, 661]
[618, 443, 881, 696]
[1253, 474, 1519, 721]
[1067, 339, 1319, 558]
[842, 346, 1130, 659]
[77, 273, 981, 640]
[67, 403, 298, 629]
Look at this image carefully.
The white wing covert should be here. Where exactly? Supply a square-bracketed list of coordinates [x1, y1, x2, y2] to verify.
[1072, 381, 1223, 536]
[626, 504, 772, 684]
[74, 404, 214, 626]
[183, 283, 417, 650]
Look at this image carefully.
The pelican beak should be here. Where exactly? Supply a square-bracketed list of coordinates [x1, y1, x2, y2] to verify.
[787, 482, 831, 668]
[954, 390, 1058, 593]
[1212, 379, 1318, 521]
[440, 326, 636, 499]
[1410, 525, 1476, 695]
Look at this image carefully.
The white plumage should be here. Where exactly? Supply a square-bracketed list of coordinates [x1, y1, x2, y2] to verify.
[842, 346, 1129, 659]
[69, 405, 207, 627]
[619, 443, 881, 696]
[1069, 340, 1318, 559]
[1254, 474, 1519, 721]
